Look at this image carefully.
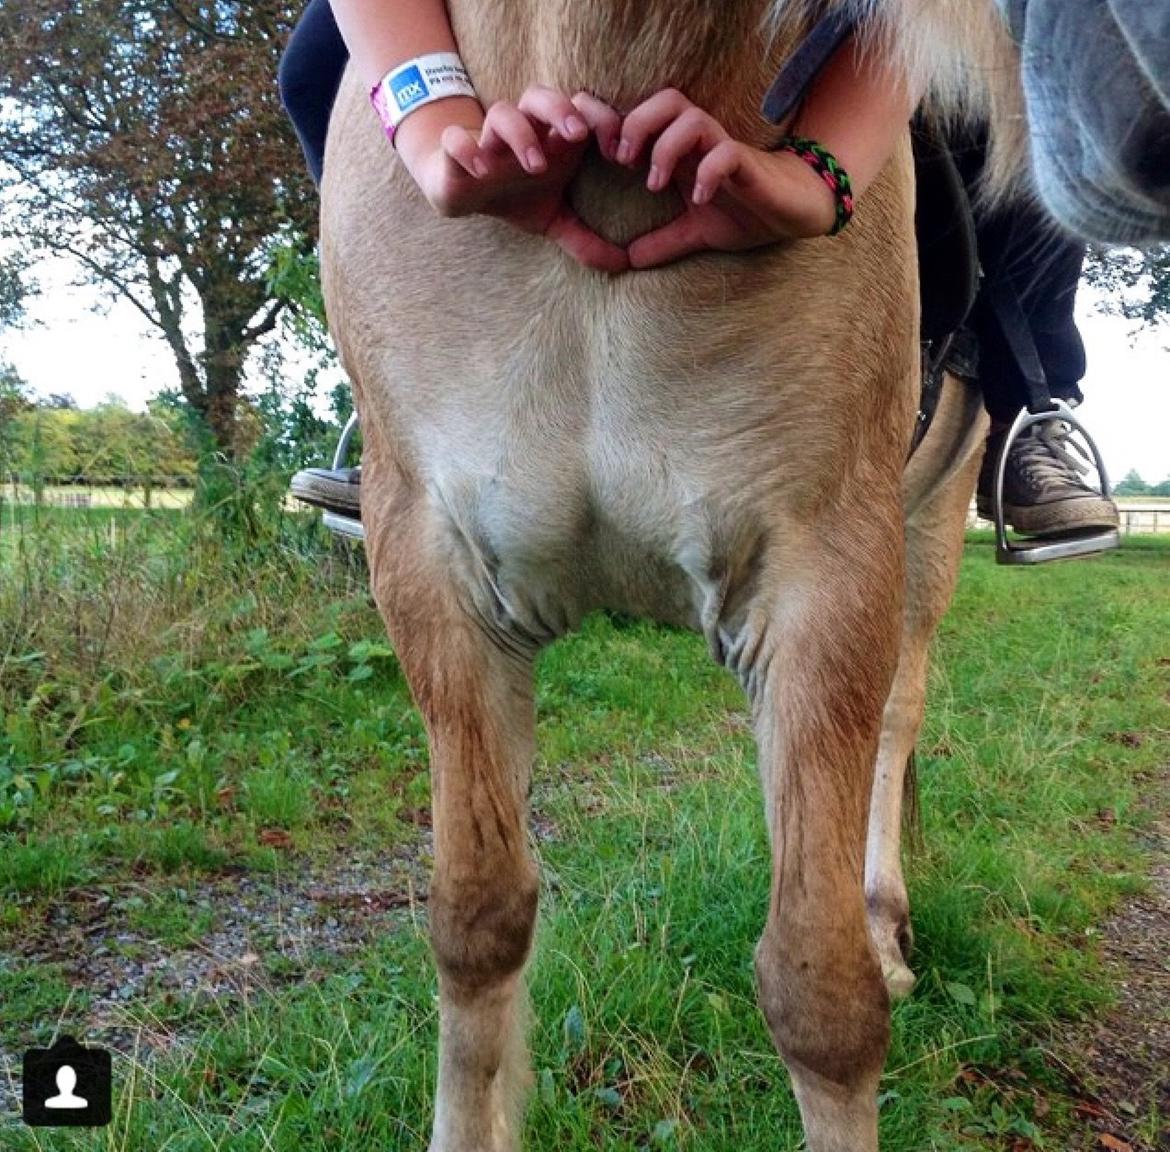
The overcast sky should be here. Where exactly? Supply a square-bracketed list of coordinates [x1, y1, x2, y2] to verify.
[2, 260, 1167, 483]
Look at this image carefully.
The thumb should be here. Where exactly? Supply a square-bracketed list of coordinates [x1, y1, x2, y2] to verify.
[545, 205, 629, 273]
[626, 213, 707, 269]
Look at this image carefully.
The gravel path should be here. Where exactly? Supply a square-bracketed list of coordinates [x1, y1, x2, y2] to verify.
[1065, 770, 1170, 1152]
[2, 789, 1165, 1148]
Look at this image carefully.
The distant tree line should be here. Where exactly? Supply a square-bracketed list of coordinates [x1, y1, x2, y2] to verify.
[1114, 469, 1170, 498]
[0, 386, 198, 488]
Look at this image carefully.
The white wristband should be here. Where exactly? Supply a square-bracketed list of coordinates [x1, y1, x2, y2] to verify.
[369, 53, 478, 145]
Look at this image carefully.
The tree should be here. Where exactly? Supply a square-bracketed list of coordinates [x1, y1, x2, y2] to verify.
[1085, 245, 1170, 330]
[0, 1, 317, 453]
[0, 363, 32, 488]
[5, 397, 199, 487]
[0, 255, 32, 331]
[1113, 469, 1150, 497]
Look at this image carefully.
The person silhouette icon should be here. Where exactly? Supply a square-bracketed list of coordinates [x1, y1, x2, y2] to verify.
[23, 1035, 111, 1127]
[44, 1064, 88, 1109]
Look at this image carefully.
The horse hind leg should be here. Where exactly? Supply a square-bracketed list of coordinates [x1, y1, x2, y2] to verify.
[866, 379, 987, 999]
[363, 475, 540, 1152]
[865, 635, 931, 1000]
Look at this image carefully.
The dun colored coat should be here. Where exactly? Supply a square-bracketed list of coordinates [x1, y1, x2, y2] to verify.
[321, 3, 1021, 1149]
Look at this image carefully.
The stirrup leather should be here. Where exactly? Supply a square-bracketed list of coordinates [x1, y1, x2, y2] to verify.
[992, 401, 1120, 565]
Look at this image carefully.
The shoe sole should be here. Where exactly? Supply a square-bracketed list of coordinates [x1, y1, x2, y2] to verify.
[290, 474, 362, 517]
[976, 495, 1120, 538]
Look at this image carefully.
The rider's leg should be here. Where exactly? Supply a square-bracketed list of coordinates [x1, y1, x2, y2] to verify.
[280, 1, 361, 513]
[952, 134, 1119, 537]
[278, 0, 349, 188]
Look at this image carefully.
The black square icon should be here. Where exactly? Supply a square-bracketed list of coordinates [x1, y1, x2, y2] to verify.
[22, 1036, 112, 1127]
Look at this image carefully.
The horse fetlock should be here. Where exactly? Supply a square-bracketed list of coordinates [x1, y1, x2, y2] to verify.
[432, 976, 531, 1152]
[865, 882, 915, 989]
[430, 868, 539, 992]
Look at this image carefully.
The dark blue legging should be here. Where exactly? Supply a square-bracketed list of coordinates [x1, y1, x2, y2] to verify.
[279, 0, 348, 186]
[952, 133, 1087, 420]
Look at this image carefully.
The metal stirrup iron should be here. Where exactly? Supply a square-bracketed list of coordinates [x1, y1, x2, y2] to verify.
[321, 411, 365, 541]
[991, 401, 1120, 565]
[984, 274, 1119, 566]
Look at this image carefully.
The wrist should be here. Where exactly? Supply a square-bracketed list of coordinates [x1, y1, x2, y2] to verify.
[394, 96, 484, 170]
[369, 52, 480, 148]
[771, 137, 854, 236]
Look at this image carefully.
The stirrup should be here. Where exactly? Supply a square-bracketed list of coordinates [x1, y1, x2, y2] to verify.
[992, 401, 1120, 566]
[321, 411, 365, 541]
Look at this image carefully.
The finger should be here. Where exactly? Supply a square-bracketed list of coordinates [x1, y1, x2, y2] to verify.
[440, 124, 490, 179]
[516, 85, 589, 143]
[545, 207, 630, 273]
[691, 138, 747, 204]
[646, 108, 728, 191]
[615, 88, 694, 166]
[626, 213, 708, 269]
[480, 102, 547, 173]
[570, 91, 622, 161]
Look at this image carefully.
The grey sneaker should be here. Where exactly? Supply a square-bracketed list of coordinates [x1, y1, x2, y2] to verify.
[977, 422, 1119, 537]
[289, 466, 362, 517]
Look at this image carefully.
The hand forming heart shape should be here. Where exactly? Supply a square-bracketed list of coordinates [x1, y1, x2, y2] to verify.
[400, 84, 839, 273]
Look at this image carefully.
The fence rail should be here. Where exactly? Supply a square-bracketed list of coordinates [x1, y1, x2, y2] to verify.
[1116, 503, 1170, 535]
[1, 482, 192, 510]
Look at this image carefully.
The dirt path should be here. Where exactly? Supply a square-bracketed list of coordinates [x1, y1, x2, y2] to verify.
[1065, 771, 1170, 1152]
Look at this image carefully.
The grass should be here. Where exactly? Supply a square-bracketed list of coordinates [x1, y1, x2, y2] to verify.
[0, 505, 1168, 1150]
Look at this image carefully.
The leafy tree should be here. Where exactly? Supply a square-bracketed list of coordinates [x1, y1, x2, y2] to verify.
[5, 397, 198, 487]
[0, 1, 316, 454]
[0, 362, 29, 411]
[0, 363, 32, 494]
[1113, 469, 1150, 497]
[0, 256, 32, 331]
[1085, 246, 1170, 329]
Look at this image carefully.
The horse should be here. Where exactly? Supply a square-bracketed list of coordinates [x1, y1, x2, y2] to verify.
[318, 3, 1020, 1148]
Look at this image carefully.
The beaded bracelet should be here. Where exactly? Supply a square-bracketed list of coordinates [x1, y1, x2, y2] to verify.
[772, 135, 855, 236]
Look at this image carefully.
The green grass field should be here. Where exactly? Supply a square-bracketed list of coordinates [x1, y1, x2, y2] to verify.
[1, 506, 1167, 1150]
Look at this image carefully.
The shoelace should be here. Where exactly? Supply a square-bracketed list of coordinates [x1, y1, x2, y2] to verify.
[1014, 422, 1094, 486]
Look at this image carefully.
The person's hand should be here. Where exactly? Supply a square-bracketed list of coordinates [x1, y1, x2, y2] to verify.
[613, 89, 839, 268]
[396, 85, 628, 273]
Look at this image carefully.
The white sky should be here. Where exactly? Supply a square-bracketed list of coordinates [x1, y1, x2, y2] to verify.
[2, 260, 1168, 483]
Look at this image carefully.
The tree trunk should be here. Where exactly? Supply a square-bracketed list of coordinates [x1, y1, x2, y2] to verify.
[202, 308, 246, 455]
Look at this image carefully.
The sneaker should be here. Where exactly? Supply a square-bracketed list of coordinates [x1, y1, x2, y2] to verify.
[976, 422, 1119, 537]
[289, 466, 362, 518]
